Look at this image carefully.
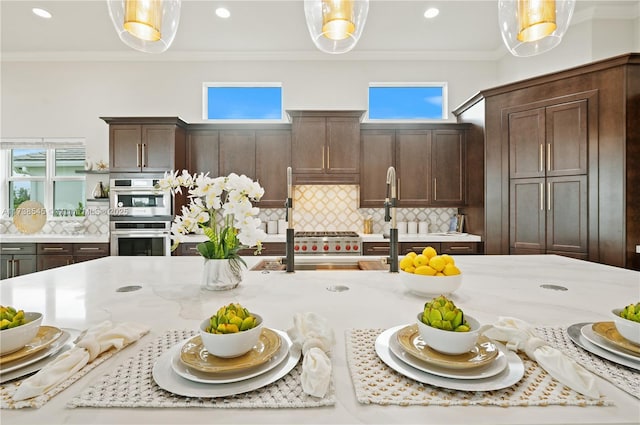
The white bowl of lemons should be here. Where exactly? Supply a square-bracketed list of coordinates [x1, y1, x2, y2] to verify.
[399, 246, 462, 296]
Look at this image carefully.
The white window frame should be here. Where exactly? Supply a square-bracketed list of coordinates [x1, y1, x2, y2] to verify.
[365, 82, 449, 122]
[202, 82, 286, 123]
[0, 138, 86, 220]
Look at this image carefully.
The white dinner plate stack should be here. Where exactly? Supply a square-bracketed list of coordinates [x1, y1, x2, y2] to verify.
[0, 326, 75, 384]
[152, 328, 301, 397]
[567, 322, 640, 371]
[375, 324, 525, 391]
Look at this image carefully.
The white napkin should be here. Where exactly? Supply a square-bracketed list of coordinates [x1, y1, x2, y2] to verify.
[482, 316, 599, 399]
[287, 312, 335, 398]
[13, 320, 150, 401]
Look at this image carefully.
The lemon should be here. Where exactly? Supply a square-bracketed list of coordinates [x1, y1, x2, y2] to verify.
[405, 251, 418, 259]
[435, 272, 445, 276]
[428, 255, 446, 272]
[422, 246, 437, 259]
[441, 254, 455, 265]
[399, 257, 414, 270]
[415, 265, 437, 276]
[443, 263, 461, 276]
[413, 254, 429, 268]
[404, 266, 416, 274]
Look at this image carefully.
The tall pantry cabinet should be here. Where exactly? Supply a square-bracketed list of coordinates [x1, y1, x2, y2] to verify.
[454, 53, 639, 270]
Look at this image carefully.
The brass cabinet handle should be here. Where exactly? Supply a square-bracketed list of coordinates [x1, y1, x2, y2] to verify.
[447, 246, 471, 251]
[326, 145, 330, 169]
[1, 247, 22, 251]
[397, 178, 401, 200]
[136, 143, 141, 167]
[539, 144, 544, 172]
[141, 143, 147, 168]
[13, 259, 18, 277]
[540, 183, 544, 210]
[434, 178, 438, 200]
[547, 143, 551, 172]
[43, 247, 64, 251]
[547, 182, 551, 211]
[77, 247, 100, 251]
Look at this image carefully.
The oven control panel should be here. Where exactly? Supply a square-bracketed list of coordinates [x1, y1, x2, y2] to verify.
[293, 232, 361, 255]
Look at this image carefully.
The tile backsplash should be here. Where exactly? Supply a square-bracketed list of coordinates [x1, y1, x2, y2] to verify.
[257, 185, 456, 233]
[1, 185, 456, 236]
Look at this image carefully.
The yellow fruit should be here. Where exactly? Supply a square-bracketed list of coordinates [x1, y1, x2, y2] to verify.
[422, 246, 438, 259]
[404, 266, 416, 274]
[443, 263, 461, 276]
[399, 257, 414, 270]
[441, 254, 455, 265]
[415, 265, 437, 276]
[413, 254, 429, 268]
[428, 255, 446, 272]
[405, 251, 417, 259]
[435, 272, 445, 276]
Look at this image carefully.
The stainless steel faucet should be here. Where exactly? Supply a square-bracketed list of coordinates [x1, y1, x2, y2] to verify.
[385, 167, 399, 272]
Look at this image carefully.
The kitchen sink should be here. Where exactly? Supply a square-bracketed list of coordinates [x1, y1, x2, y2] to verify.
[250, 258, 389, 271]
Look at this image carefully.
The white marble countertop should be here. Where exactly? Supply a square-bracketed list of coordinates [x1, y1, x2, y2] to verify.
[1, 254, 638, 425]
[0, 234, 110, 243]
[179, 232, 482, 244]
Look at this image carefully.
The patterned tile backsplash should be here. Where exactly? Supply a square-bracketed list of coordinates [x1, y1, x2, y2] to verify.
[0, 186, 456, 236]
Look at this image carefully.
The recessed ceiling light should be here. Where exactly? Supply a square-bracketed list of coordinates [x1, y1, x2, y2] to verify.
[215, 7, 230, 18]
[424, 7, 439, 19]
[32, 7, 52, 19]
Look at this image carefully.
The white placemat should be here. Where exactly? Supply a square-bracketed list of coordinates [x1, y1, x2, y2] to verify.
[67, 329, 335, 409]
[346, 328, 616, 407]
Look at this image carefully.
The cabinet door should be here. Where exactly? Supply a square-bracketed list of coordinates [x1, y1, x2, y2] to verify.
[38, 255, 74, 271]
[400, 242, 441, 255]
[291, 116, 326, 174]
[255, 130, 291, 207]
[508, 108, 546, 179]
[545, 100, 588, 177]
[326, 117, 360, 174]
[142, 125, 177, 172]
[431, 130, 465, 205]
[440, 242, 481, 255]
[362, 242, 390, 256]
[110, 125, 143, 172]
[1, 255, 11, 279]
[187, 130, 219, 176]
[546, 175, 588, 254]
[360, 130, 395, 207]
[219, 130, 256, 179]
[510, 178, 545, 253]
[396, 130, 431, 206]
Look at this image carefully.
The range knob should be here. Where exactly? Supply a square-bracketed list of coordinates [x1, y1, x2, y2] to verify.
[323, 245, 329, 251]
[294, 245, 300, 251]
[345, 245, 351, 251]
[353, 245, 359, 251]
[335, 245, 341, 251]
[311, 245, 318, 251]
[301, 245, 307, 251]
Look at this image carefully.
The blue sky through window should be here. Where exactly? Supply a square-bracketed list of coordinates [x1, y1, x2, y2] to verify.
[206, 86, 283, 120]
[368, 86, 445, 120]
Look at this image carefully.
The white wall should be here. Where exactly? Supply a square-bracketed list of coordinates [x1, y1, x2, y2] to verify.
[1, 17, 637, 163]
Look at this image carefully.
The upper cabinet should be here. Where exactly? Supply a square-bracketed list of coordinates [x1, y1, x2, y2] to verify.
[186, 129, 219, 176]
[288, 110, 364, 184]
[102, 117, 187, 174]
[360, 125, 468, 208]
[255, 129, 291, 207]
[219, 130, 256, 179]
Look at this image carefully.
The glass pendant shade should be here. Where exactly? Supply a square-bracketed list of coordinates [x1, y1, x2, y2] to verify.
[499, 0, 575, 57]
[304, 0, 369, 54]
[107, 0, 181, 53]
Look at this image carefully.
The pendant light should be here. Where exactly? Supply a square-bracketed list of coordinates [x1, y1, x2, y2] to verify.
[499, 0, 576, 57]
[107, 0, 181, 54]
[304, 0, 370, 54]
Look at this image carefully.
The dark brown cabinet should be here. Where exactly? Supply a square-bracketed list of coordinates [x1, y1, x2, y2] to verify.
[360, 126, 467, 207]
[362, 241, 482, 256]
[454, 53, 640, 269]
[102, 117, 187, 174]
[289, 110, 363, 184]
[1, 243, 37, 279]
[362, 241, 391, 256]
[176, 242, 285, 256]
[255, 130, 291, 207]
[507, 100, 589, 259]
[186, 129, 219, 176]
[37, 243, 110, 271]
[219, 130, 256, 179]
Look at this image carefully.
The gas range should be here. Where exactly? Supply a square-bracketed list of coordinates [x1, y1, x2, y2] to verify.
[293, 231, 362, 255]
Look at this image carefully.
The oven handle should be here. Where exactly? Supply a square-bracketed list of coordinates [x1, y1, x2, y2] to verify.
[111, 231, 170, 237]
[110, 189, 167, 195]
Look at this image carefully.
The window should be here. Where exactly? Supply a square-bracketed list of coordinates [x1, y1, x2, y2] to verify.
[1, 139, 86, 218]
[203, 83, 284, 122]
[367, 83, 448, 121]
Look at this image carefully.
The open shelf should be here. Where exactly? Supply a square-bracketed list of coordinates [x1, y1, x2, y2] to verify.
[75, 170, 109, 174]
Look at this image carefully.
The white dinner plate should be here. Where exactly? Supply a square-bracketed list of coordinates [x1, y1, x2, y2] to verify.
[567, 323, 640, 371]
[0, 330, 71, 375]
[388, 327, 508, 380]
[0, 329, 80, 384]
[375, 326, 524, 391]
[153, 329, 301, 397]
[580, 324, 640, 363]
[171, 330, 291, 384]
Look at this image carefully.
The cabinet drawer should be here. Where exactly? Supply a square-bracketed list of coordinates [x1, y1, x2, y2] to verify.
[362, 242, 390, 256]
[37, 243, 73, 255]
[239, 242, 286, 256]
[74, 243, 110, 256]
[176, 243, 201, 256]
[440, 242, 480, 254]
[1, 243, 36, 255]
[400, 242, 441, 255]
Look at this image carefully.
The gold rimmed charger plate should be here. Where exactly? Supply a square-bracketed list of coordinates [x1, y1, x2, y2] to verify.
[13, 200, 47, 234]
[0, 326, 64, 365]
[592, 322, 640, 356]
[180, 328, 281, 374]
[397, 324, 498, 370]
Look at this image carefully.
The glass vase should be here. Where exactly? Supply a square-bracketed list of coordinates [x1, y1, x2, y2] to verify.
[201, 258, 244, 291]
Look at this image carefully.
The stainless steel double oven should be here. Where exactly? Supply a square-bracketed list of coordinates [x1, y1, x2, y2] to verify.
[109, 176, 172, 256]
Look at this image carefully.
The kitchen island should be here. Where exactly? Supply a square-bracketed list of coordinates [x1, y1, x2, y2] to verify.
[1, 254, 638, 424]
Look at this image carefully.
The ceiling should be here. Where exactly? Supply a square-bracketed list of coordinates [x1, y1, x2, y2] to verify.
[1, 0, 638, 60]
